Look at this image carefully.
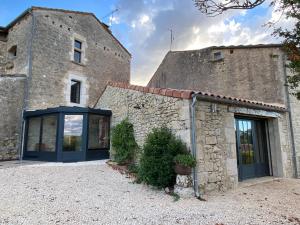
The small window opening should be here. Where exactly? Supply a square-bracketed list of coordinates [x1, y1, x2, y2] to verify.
[8, 45, 17, 58]
[74, 40, 82, 63]
[213, 51, 223, 61]
[230, 49, 234, 54]
[70, 80, 81, 104]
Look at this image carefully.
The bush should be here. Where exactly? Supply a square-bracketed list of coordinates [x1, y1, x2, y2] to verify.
[111, 119, 138, 164]
[174, 154, 196, 168]
[138, 127, 187, 188]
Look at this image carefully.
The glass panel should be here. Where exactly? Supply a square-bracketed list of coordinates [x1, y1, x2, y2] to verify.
[27, 117, 41, 151]
[88, 115, 110, 150]
[239, 120, 254, 165]
[70, 80, 81, 103]
[40, 115, 57, 152]
[74, 50, 81, 63]
[74, 40, 82, 49]
[63, 115, 83, 152]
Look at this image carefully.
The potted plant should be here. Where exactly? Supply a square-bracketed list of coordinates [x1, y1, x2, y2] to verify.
[174, 154, 197, 175]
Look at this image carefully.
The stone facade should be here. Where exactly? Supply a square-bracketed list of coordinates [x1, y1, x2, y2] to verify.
[148, 46, 287, 105]
[96, 85, 192, 152]
[195, 101, 294, 193]
[0, 7, 130, 160]
[0, 75, 26, 160]
[27, 8, 130, 109]
[97, 83, 295, 193]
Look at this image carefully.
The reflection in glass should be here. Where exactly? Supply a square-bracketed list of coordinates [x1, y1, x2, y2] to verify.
[27, 117, 41, 151]
[41, 115, 57, 152]
[63, 115, 83, 151]
[88, 115, 110, 150]
[238, 120, 254, 165]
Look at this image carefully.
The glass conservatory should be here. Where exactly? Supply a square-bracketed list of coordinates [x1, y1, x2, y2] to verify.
[22, 107, 111, 162]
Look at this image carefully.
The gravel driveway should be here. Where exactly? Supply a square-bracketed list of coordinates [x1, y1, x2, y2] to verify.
[0, 161, 299, 225]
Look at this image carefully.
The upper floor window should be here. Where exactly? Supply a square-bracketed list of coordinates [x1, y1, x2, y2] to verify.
[213, 51, 224, 61]
[74, 40, 82, 63]
[70, 79, 81, 104]
[8, 45, 17, 58]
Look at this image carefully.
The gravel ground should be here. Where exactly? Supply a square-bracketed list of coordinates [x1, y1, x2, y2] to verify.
[0, 161, 300, 225]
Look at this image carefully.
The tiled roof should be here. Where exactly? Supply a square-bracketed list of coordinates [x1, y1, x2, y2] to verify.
[106, 81, 287, 111]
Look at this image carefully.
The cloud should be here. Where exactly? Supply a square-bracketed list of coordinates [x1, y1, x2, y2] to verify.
[110, 0, 292, 85]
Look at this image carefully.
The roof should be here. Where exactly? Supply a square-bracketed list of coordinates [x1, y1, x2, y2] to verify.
[0, 6, 131, 56]
[106, 81, 287, 112]
[171, 44, 283, 54]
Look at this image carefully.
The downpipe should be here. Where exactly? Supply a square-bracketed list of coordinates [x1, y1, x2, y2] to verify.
[191, 94, 201, 198]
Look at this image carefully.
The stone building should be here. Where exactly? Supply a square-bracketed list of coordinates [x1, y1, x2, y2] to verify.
[97, 81, 294, 193]
[147, 45, 300, 185]
[0, 7, 130, 161]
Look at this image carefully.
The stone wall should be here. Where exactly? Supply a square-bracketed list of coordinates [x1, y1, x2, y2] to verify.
[194, 101, 294, 193]
[5, 14, 32, 75]
[96, 85, 192, 153]
[27, 9, 130, 110]
[0, 75, 26, 160]
[148, 46, 286, 104]
[195, 101, 238, 192]
[0, 37, 7, 73]
[289, 94, 300, 177]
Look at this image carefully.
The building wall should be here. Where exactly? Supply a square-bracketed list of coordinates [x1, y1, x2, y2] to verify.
[96, 86, 192, 155]
[5, 14, 32, 75]
[0, 75, 26, 160]
[27, 9, 130, 110]
[194, 101, 294, 193]
[289, 94, 300, 176]
[148, 47, 286, 104]
[0, 36, 7, 73]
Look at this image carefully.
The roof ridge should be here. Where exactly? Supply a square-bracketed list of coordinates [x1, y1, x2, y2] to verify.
[106, 81, 287, 111]
[106, 81, 194, 99]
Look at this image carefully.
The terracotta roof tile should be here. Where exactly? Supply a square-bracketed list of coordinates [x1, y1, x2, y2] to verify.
[106, 81, 286, 111]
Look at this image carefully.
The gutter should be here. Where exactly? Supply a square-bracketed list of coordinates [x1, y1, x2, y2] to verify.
[282, 54, 299, 178]
[19, 10, 36, 161]
[191, 93, 201, 197]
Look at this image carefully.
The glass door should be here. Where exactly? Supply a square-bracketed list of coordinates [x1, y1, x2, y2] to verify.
[235, 118, 270, 181]
[61, 114, 86, 162]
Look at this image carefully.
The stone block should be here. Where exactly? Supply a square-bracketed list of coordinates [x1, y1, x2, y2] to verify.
[205, 136, 217, 145]
[176, 175, 193, 188]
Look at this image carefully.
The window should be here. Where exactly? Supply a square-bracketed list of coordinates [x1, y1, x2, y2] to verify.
[88, 115, 110, 150]
[26, 115, 57, 152]
[70, 80, 81, 104]
[63, 115, 83, 152]
[8, 45, 17, 58]
[74, 40, 82, 63]
[213, 51, 223, 61]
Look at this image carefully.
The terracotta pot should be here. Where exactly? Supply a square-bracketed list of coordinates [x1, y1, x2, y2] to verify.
[174, 163, 192, 175]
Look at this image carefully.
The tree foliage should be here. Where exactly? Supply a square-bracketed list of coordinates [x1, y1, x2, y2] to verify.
[111, 118, 138, 164]
[193, 0, 300, 99]
[138, 127, 187, 188]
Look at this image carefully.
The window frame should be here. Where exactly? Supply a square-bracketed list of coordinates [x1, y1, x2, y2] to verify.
[73, 39, 83, 64]
[70, 79, 81, 104]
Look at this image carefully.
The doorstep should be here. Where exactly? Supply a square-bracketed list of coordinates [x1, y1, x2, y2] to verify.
[238, 176, 282, 188]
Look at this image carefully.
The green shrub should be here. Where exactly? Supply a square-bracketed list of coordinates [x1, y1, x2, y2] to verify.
[111, 119, 138, 164]
[138, 127, 187, 188]
[174, 154, 196, 168]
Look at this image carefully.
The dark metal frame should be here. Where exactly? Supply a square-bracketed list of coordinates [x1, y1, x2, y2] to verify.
[23, 106, 112, 162]
[235, 116, 271, 181]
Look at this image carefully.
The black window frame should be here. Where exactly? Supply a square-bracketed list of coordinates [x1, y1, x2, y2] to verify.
[73, 39, 83, 63]
[70, 79, 81, 104]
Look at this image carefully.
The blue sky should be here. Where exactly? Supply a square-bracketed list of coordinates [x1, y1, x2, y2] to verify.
[0, 0, 284, 85]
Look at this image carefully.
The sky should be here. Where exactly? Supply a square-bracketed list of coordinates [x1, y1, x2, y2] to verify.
[0, 0, 292, 85]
